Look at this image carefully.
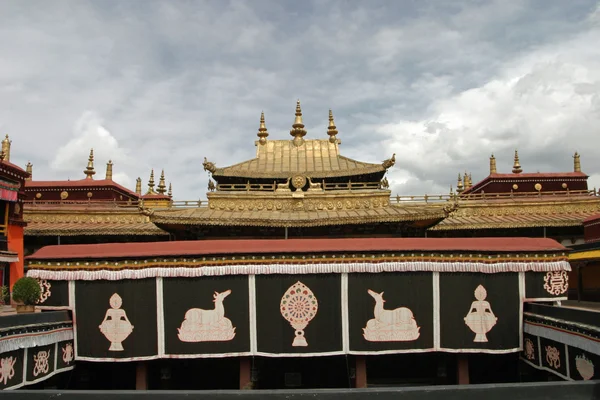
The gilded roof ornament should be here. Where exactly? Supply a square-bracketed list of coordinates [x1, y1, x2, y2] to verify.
[106, 160, 113, 180]
[84, 149, 96, 179]
[382, 153, 396, 169]
[203, 157, 216, 174]
[208, 179, 216, 192]
[290, 100, 307, 146]
[26, 161, 33, 180]
[257, 111, 269, 145]
[157, 170, 167, 194]
[327, 109, 339, 143]
[512, 150, 522, 174]
[135, 177, 142, 195]
[489, 154, 496, 174]
[168, 183, 172, 198]
[1, 134, 11, 162]
[456, 173, 464, 193]
[574, 151, 581, 172]
[147, 169, 156, 194]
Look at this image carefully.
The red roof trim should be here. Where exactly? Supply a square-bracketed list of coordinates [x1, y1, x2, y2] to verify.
[584, 214, 600, 224]
[25, 179, 138, 197]
[26, 237, 567, 260]
[463, 172, 588, 194]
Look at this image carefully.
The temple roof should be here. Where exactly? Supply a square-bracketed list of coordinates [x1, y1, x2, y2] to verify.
[26, 237, 567, 260]
[212, 139, 389, 180]
[25, 179, 138, 196]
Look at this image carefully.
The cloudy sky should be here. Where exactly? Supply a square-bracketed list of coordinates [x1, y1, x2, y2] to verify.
[2, 0, 600, 199]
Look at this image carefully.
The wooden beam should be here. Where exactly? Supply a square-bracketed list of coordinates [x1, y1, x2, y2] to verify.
[240, 357, 252, 390]
[136, 362, 148, 390]
[457, 355, 469, 385]
[355, 356, 367, 388]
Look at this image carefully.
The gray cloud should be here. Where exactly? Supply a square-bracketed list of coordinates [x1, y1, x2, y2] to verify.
[1, 0, 599, 199]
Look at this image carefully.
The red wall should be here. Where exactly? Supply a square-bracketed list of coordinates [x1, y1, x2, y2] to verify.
[7, 224, 24, 288]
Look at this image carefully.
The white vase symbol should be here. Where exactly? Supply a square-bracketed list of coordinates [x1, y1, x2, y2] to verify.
[464, 285, 497, 342]
[99, 293, 134, 351]
[177, 290, 236, 342]
[280, 281, 318, 347]
[363, 290, 420, 342]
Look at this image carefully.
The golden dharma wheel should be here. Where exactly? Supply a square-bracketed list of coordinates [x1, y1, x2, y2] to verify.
[534, 183, 542, 191]
[292, 175, 306, 189]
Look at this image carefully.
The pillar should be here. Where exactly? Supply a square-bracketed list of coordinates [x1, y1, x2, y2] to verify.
[457, 355, 469, 385]
[240, 357, 252, 390]
[136, 362, 148, 390]
[355, 356, 367, 388]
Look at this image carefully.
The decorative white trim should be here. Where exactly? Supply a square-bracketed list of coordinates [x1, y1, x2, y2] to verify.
[161, 352, 254, 359]
[565, 344, 571, 379]
[0, 256, 18, 263]
[53, 342, 57, 372]
[521, 356, 572, 381]
[437, 347, 521, 354]
[248, 275, 257, 355]
[36, 306, 72, 311]
[341, 273, 349, 354]
[254, 350, 347, 358]
[524, 297, 568, 302]
[76, 354, 161, 363]
[519, 272, 524, 351]
[27, 260, 571, 281]
[350, 348, 436, 355]
[156, 277, 165, 357]
[0, 328, 73, 355]
[433, 272, 440, 351]
[524, 323, 600, 356]
[71, 281, 79, 361]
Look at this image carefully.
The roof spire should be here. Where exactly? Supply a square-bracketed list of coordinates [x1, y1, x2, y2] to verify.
[105, 160, 113, 180]
[84, 149, 96, 179]
[1, 134, 11, 162]
[135, 177, 142, 195]
[147, 169, 155, 194]
[327, 109, 339, 143]
[168, 183, 172, 198]
[157, 170, 167, 194]
[290, 99, 307, 146]
[456, 173, 464, 193]
[512, 149, 522, 174]
[489, 154, 496, 174]
[26, 161, 32, 180]
[574, 151, 581, 172]
[257, 111, 269, 145]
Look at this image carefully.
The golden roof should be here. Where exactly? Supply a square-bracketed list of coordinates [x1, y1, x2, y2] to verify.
[213, 139, 389, 179]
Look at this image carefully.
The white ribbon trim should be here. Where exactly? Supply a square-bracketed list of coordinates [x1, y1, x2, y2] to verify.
[27, 260, 571, 281]
[0, 329, 73, 355]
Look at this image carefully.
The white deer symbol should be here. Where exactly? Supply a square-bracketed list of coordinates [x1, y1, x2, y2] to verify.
[367, 289, 414, 326]
[184, 290, 231, 325]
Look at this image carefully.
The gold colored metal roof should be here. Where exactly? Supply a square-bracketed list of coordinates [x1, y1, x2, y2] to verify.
[212, 139, 388, 179]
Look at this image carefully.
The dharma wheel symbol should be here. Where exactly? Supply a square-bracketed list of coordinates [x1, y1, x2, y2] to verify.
[280, 281, 318, 347]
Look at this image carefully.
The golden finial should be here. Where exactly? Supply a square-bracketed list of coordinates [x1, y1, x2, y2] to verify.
[168, 183, 172, 197]
[26, 161, 32, 180]
[490, 154, 496, 174]
[512, 150, 522, 173]
[290, 99, 307, 146]
[457, 173, 464, 193]
[574, 151, 581, 172]
[135, 177, 142, 195]
[257, 111, 269, 145]
[1, 134, 11, 162]
[105, 160, 113, 180]
[327, 109, 339, 143]
[84, 149, 95, 179]
[463, 171, 468, 189]
[147, 169, 155, 194]
[157, 170, 167, 194]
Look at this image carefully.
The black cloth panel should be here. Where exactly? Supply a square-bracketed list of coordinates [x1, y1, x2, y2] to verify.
[440, 273, 520, 350]
[568, 345, 599, 381]
[26, 344, 55, 382]
[163, 275, 250, 355]
[75, 279, 158, 359]
[38, 280, 69, 307]
[525, 271, 568, 300]
[255, 274, 342, 354]
[348, 272, 433, 352]
[539, 337, 568, 377]
[0, 349, 24, 389]
[56, 340, 75, 370]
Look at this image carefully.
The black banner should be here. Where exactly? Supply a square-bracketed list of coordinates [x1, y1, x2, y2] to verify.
[0, 349, 24, 390]
[255, 274, 342, 355]
[163, 276, 250, 356]
[75, 279, 158, 359]
[568, 345, 598, 381]
[56, 340, 75, 370]
[525, 272, 568, 300]
[25, 344, 55, 383]
[37, 279, 69, 308]
[348, 272, 433, 352]
[440, 273, 520, 350]
[539, 337, 568, 378]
